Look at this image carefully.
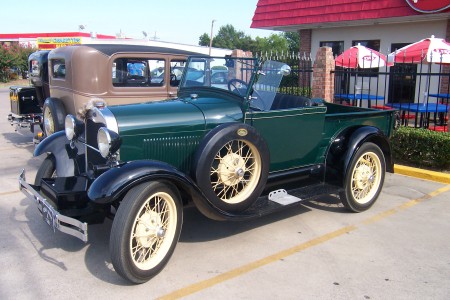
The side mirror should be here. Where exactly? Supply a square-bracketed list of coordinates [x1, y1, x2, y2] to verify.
[279, 64, 291, 76]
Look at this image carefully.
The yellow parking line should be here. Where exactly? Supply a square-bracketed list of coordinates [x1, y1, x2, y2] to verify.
[158, 184, 450, 300]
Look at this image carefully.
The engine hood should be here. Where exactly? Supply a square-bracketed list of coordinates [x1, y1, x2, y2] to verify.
[109, 95, 244, 136]
[109, 98, 205, 136]
[103, 95, 244, 170]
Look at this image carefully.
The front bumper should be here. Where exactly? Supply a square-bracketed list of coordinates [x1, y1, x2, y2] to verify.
[19, 169, 88, 242]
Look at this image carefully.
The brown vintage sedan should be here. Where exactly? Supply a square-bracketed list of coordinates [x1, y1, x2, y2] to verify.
[42, 44, 198, 136]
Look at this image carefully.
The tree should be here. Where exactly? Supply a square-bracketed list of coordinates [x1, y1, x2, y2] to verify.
[0, 44, 15, 82]
[0, 44, 36, 82]
[253, 34, 289, 56]
[197, 24, 297, 55]
[198, 33, 210, 47]
[212, 24, 245, 50]
[198, 24, 255, 52]
[15, 45, 35, 77]
[283, 32, 300, 53]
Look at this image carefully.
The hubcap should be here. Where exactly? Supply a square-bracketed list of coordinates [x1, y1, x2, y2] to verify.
[350, 152, 381, 204]
[210, 140, 261, 204]
[217, 153, 246, 186]
[135, 211, 164, 248]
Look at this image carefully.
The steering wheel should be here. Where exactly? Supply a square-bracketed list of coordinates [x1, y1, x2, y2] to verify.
[227, 79, 248, 96]
[227, 79, 265, 110]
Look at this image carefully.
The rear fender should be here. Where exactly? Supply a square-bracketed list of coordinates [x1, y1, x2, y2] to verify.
[87, 160, 228, 221]
[33, 131, 81, 177]
[325, 126, 393, 187]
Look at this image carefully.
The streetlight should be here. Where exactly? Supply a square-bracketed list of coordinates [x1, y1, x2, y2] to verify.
[209, 20, 216, 56]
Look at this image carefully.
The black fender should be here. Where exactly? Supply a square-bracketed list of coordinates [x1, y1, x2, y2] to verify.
[325, 126, 393, 187]
[87, 160, 230, 221]
[33, 130, 79, 177]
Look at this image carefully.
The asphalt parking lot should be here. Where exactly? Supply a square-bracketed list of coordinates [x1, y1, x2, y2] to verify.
[1, 88, 450, 300]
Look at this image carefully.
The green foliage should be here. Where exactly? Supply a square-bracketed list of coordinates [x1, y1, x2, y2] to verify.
[199, 24, 299, 55]
[0, 45, 15, 82]
[0, 44, 36, 82]
[254, 34, 289, 54]
[16, 45, 35, 74]
[391, 126, 450, 170]
[283, 32, 300, 53]
[212, 24, 253, 51]
[198, 33, 210, 47]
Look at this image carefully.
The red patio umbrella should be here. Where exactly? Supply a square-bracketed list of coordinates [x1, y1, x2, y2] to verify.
[335, 44, 388, 107]
[387, 35, 450, 64]
[335, 44, 388, 69]
[388, 35, 450, 103]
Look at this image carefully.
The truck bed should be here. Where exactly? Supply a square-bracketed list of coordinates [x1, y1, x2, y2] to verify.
[323, 102, 396, 139]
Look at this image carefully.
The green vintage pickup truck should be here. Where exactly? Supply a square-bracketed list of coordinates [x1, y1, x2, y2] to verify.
[19, 55, 396, 283]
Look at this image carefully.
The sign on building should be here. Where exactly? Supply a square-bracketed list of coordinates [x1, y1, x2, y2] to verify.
[37, 37, 82, 49]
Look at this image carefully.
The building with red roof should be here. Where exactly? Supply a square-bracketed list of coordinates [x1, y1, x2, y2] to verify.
[251, 0, 449, 55]
[251, 0, 450, 104]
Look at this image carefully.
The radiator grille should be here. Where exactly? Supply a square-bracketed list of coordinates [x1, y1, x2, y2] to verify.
[143, 135, 200, 172]
[85, 118, 107, 169]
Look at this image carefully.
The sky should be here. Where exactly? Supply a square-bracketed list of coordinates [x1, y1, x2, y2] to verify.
[1, 0, 277, 45]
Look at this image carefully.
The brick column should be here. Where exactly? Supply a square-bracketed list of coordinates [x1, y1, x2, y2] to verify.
[312, 47, 335, 102]
[299, 29, 311, 54]
[230, 49, 253, 81]
[299, 30, 312, 88]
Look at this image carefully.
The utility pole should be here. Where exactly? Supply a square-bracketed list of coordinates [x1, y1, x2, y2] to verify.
[209, 20, 216, 56]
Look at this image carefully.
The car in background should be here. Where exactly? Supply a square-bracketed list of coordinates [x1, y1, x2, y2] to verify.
[10, 44, 197, 137]
[8, 50, 50, 139]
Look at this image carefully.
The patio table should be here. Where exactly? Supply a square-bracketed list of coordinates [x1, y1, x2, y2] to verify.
[428, 93, 450, 104]
[386, 103, 449, 127]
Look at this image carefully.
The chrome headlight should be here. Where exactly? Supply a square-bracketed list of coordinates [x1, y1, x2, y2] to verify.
[97, 127, 121, 158]
[65, 114, 83, 141]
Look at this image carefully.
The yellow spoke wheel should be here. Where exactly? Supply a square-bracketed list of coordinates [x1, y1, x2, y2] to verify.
[110, 181, 182, 284]
[340, 142, 386, 212]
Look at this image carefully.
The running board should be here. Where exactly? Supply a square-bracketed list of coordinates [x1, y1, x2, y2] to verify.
[228, 183, 339, 220]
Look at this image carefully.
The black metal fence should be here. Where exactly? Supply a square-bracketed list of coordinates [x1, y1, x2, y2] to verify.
[333, 61, 449, 131]
[253, 51, 449, 132]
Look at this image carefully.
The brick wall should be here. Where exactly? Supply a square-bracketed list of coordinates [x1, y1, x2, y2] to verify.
[299, 29, 311, 54]
[299, 30, 312, 90]
[312, 47, 335, 102]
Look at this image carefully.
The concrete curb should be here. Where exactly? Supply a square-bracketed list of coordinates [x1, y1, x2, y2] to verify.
[394, 164, 450, 184]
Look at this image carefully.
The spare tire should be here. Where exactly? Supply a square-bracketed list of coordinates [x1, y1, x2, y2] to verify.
[193, 123, 270, 213]
[43, 98, 66, 137]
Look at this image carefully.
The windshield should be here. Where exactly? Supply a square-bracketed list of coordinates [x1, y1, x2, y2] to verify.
[251, 60, 290, 110]
[180, 57, 290, 111]
[180, 57, 257, 92]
